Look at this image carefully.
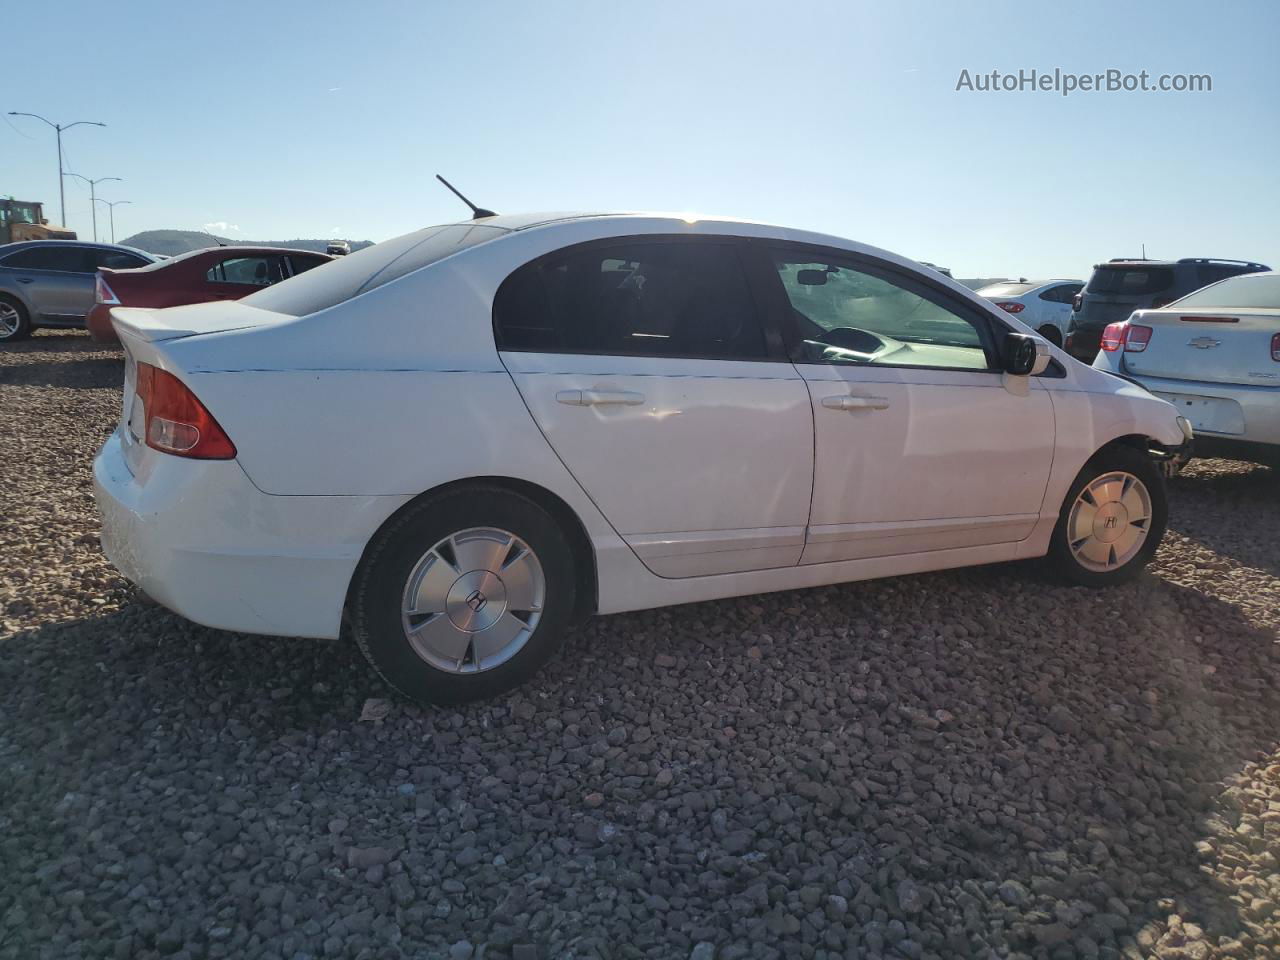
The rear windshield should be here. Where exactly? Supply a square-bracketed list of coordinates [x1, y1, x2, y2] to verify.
[1173, 272, 1280, 309]
[241, 222, 507, 317]
[1086, 266, 1174, 296]
[976, 282, 1037, 297]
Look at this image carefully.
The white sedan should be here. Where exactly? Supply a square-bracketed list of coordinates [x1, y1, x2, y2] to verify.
[94, 213, 1191, 703]
[975, 279, 1084, 347]
[1092, 270, 1280, 466]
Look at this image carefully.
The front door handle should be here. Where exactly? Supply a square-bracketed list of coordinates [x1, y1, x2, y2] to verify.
[16, 278, 33, 284]
[556, 389, 646, 407]
[821, 395, 890, 411]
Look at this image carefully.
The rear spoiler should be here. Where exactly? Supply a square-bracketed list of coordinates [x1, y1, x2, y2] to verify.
[110, 302, 284, 343]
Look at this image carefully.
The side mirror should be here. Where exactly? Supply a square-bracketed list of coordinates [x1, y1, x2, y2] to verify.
[1002, 332, 1051, 376]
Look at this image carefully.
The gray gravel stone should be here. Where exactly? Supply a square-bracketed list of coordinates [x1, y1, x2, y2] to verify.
[2, 333, 1280, 958]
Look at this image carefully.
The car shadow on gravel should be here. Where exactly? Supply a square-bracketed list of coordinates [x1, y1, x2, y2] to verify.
[3, 562, 1277, 957]
[1168, 461, 1280, 578]
[0, 357, 124, 389]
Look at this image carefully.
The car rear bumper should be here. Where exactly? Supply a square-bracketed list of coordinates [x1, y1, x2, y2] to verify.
[86, 304, 119, 343]
[1099, 371, 1280, 462]
[93, 431, 402, 639]
[1065, 327, 1102, 363]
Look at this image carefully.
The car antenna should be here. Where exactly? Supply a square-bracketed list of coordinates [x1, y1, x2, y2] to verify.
[435, 174, 497, 219]
[198, 227, 226, 247]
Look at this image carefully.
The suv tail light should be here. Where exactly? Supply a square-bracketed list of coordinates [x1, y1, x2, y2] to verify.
[1100, 322, 1153, 353]
[95, 274, 119, 305]
[1272, 333, 1280, 362]
[995, 301, 1024, 314]
[134, 362, 236, 459]
[1072, 292, 1083, 312]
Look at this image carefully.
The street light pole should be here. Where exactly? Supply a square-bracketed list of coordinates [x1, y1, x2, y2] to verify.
[6, 113, 107, 229]
[66, 174, 122, 242]
[95, 199, 132, 244]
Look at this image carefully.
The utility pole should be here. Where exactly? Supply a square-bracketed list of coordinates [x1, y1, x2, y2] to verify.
[66, 173, 122, 242]
[95, 198, 132, 244]
[7, 112, 106, 229]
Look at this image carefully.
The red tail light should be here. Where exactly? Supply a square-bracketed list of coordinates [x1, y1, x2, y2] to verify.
[995, 301, 1025, 314]
[1072, 293, 1083, 312]
[1272, 333, 1280, 362]
[95, 274, 119, 305]
[134, 362, 236, 459]
[1100, 322, 1153, 353]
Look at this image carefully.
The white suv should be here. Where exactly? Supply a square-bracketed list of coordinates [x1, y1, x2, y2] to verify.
[94, 213, 1191, 703]
[1093, 270, 1280, 466]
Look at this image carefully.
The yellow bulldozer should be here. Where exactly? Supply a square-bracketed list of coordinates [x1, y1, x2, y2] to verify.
[0, 198, 76, 244]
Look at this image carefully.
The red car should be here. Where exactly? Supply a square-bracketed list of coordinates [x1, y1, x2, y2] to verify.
[87, 246, 333, 343]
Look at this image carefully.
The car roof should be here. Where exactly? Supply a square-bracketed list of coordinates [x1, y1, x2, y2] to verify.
[0, 239, 156, 258]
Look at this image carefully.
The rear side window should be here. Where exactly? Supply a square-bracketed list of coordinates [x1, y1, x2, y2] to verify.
[288, 254, 327, 276]
[1038, 283, 1082, 303]
[1195, 263, 1259, 287]
[493, 240, 769, 360]
[94, 250, 151, 269]
[1, 245, 91, 272]
[1087, 266, 1173, 295]
[208, 256, 283, 286]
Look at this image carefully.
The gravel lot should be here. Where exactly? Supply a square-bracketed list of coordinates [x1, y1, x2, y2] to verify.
[2, 332, 1278, 960]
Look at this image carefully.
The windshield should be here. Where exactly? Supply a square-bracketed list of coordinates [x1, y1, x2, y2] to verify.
[243, 223, 507, 317]
[1172, 272, 1280, 309]
[977, 282, 1037, 297]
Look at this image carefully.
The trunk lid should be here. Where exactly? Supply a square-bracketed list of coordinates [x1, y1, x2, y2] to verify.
[1123, 307, 1280, 386]
[110, 300, 286, 342]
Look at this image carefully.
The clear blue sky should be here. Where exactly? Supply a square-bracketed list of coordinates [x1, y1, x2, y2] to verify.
[6, 0, 1278, 279]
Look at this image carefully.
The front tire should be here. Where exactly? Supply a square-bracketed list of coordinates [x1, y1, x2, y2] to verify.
[351, 486, 577, 705]
[0, 296, 32, 342]
[1046, 446, 1167, 587]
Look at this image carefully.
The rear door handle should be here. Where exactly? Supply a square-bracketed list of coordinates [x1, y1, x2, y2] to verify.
[821, 395, 890, 411]
[556, 389, 646, 407]
[16, 278, 33, 284]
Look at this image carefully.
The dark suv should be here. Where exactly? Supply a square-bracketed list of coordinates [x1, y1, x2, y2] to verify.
[1065, 257, 1270, 362]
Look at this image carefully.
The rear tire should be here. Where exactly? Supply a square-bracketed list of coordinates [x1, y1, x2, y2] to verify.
[1046, 446, 1167, 587]
[1037, 324, 1063, 347]
[0, 296, 31, 343]
[351, 485, 577, 705]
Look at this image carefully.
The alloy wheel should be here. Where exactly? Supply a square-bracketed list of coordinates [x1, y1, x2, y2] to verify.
[400, 526, 545, 674]
[0, 303, 20, 338]
[1067, 471, 1153, 572]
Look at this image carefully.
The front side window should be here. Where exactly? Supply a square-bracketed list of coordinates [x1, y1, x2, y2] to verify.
[1, 246, 91, 272]
[773, 254, 991, 370]
[207, 256, 282, 286]
[494, 240, 769, 359]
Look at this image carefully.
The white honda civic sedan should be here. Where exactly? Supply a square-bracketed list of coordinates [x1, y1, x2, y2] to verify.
[94, 213, 1192, 703]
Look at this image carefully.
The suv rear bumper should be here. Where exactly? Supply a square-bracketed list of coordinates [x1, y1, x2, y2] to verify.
[1065, 327, 1102, 363]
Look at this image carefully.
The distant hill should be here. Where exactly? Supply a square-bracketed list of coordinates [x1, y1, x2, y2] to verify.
[120, 229, 374, 257]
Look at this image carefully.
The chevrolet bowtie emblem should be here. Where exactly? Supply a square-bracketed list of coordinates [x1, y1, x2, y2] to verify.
[1188, 336, 1221, 349]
